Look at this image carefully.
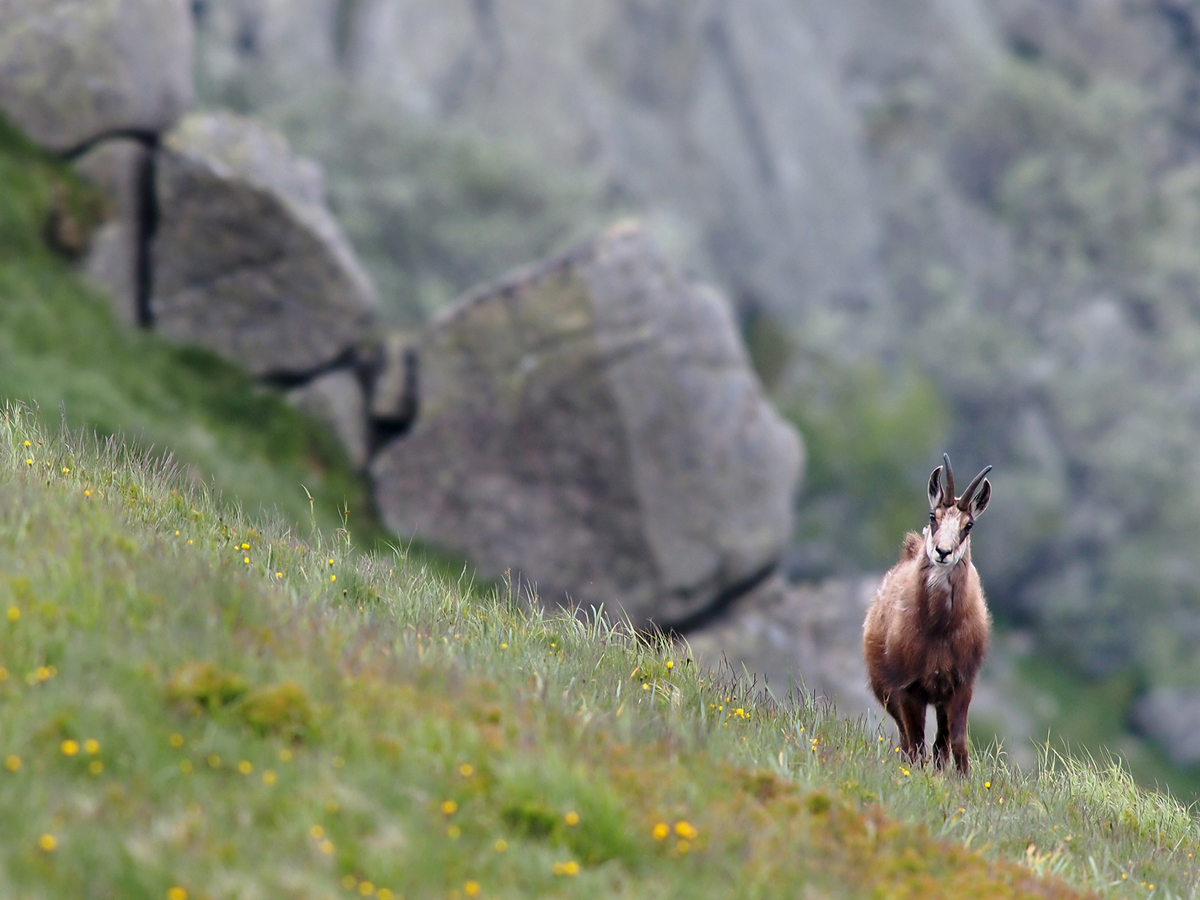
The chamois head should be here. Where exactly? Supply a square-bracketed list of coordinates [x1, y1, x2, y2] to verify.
[924, 453, 991, 568]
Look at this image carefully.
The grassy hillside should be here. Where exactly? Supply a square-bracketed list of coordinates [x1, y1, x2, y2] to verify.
[3, 405, 1200, 899]
[0, 115, 373, 539]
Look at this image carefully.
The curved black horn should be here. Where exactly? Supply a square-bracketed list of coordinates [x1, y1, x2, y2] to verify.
[941, 453, 956, 506]
[957, 465, 994, 510]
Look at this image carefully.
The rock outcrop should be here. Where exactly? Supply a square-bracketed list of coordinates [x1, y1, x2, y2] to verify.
[372, 222, 802, 627]
[150, 112, 378, 378]
[0, 0, 193, 153]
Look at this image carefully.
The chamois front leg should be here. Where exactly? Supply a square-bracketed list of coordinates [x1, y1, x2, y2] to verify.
[945, 688, 973, 776]
[898, 692, 929, 765]
[883, 694, 913, 759]
[932, 705, 950, 769]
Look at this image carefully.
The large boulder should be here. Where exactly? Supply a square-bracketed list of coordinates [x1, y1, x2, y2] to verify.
[371, 222, 802, 627]
[150, 112, 378, 378]
[0, 0, 193, 153]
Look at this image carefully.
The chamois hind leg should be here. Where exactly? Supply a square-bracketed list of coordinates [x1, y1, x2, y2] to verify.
[932, 705, 950, 769]
[898, 693, 928, 765]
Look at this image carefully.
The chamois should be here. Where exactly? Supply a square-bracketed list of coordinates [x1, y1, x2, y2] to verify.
[863, 453, 992, 776]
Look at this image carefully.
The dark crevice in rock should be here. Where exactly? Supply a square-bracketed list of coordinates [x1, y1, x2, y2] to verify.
[60, 129, 160, 163]
[134, 135, 159, 328]
[656, 559, 780, 637]
[703, 10, 776, 188]
[259, 341, 420, 458]
[366, 343, 419, 452]
[258, 346, 362, 389]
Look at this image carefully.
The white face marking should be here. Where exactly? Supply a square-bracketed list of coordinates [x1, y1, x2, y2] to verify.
[925, 507, 971, 571]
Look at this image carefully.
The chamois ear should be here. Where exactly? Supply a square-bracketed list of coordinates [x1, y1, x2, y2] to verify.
[927, 464, 944, 510]
[969, 479, 991, 517]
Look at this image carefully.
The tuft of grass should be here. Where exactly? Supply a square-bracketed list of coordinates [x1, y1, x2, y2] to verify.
[3, 403, 1196, 898]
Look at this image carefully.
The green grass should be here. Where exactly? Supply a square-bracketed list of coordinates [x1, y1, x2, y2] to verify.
[3, 405, 1199, 899]
[1010, 654, 1200, 806]
[0, 113, 375, 540]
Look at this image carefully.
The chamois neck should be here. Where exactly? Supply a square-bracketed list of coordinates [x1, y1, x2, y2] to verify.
[917, 542, 971, 625]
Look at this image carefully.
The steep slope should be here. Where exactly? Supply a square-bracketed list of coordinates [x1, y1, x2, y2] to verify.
[0, 404, 1133, 900]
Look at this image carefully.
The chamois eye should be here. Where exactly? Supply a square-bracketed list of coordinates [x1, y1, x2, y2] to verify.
[929, 512, 937, 524]
[963, 521, 973, 533]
